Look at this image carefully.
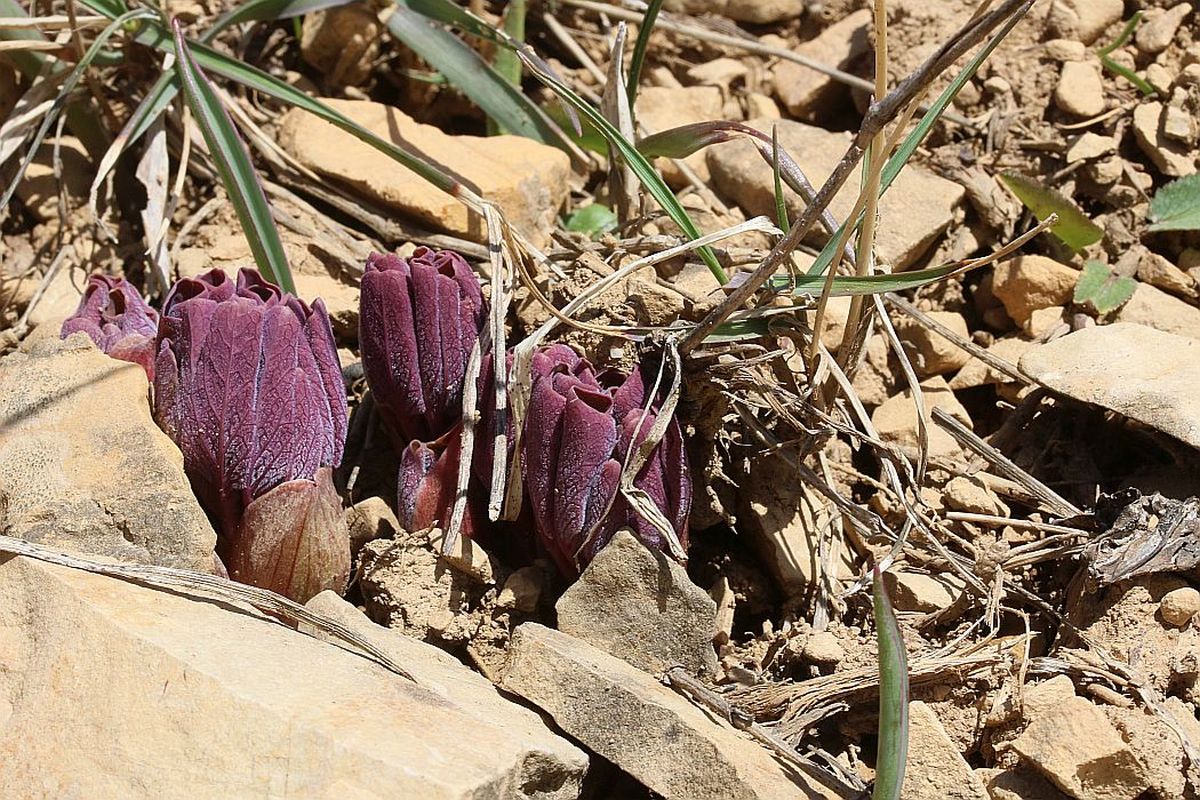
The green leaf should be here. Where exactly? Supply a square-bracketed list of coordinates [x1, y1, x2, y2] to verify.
[209, 0, 356, 36]
[636, 120, 752, 160]
[1148, 174, 1200, 232]
[625, 0, 663, 110]
[564, 203, 618, 238]
[388, 0, 573, 152]
[872, 566, 909, 800]
[515, 48, 726, 283]
[488, 0, 526, 136]
[78, 0, 468, 197]
[768, 257, 977, 296]
[171, 19, 293, 293]
[1000, 173, 1103, 252]
[1073, 260, 1135, 314]
[771, 127, 790, 234]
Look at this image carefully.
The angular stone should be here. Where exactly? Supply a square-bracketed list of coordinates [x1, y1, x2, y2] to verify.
[1046, 0, 1123, 45]
[1012, 693, 1149, 800]
[1114, 282, 1200, 339]
[1135, 3, 1192, 56]
[871, 376, 972, 460]
[948, 337, 1034, 391]
[707, 119, 963, 269]
[738, 455, 855, 596]
[0, 337, 216, 571]
[897, 311, 971, 377]
[0, 556, 586, 798]
[556, 529, 717, 677]
[299, 4, 380, 86]
[502, 623, 840, 800]
[773, 10, 871, 120]
[1054, 61, 1105, 118]
[903, 701, 989, 800]
[1133, 102, 1197, 177]
[1066, 132, 1116, 162]
[1020, 323, 1200, 450]
[991, 255, 1079, 328]
[279, 99, 571, 243]
[883, 570, 963, 612]
[725, 0, 803, 24]
[635, 85, 724, 187]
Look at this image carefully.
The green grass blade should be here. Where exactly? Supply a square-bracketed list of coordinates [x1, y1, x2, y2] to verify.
[804, 4, 1026, 277]
[77, 0, 469, 197]
[771, 127, 790, 233]
[171, 19, 293, 292]
[0, 8, 150, 217]
[625, 0, 663, 110]
[872, 566, 909, 800]
[388, 0, 574, 151]
[516, 50, 726, 282]
[767, 256, 978, 295]
[208, 0, 356, 36]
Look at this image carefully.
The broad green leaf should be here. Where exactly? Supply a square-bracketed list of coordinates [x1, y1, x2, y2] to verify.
[388, 0, 574, 153]
[564, 203, 618, 238]
[873, 566, 909, 800]
[1001, 173, 1103, 252]
[488, 0, 525, 135]
[1073, 260, 1135, 314]
[1148, 174, 1200, 232]
[172, 19, 293, 292]
[805, 6, 1028, 278]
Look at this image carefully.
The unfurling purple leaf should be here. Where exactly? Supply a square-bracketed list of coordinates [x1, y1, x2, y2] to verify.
[359, 248, 485, 446]
[61, 274, 160, 379]
[153, 267, 349, 602]
[396, 431, 487, 545]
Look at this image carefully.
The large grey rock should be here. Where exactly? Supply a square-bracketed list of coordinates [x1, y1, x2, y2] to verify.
[707, 119, 964, 269]
[556, 529, 718, 677]
[0, 336, 216, 571]
[1019, 323, 1200, 450]
[0, 556, 587, 798]
[502, 623, 840, 800]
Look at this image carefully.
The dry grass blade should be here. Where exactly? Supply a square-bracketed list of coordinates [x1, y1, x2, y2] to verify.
[0, 535, 417, 684]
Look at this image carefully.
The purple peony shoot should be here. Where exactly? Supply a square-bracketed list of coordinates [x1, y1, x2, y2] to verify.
[359, 247, 485, 446]
[522, 345, 691, 577]
[153, 267, 350, 602]
[60, 274, 160, 379]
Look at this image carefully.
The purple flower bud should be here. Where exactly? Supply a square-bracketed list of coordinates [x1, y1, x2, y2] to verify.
[523, 347, 691, 577]
[153, 268, 349, 601]
[397, 432, 487, 544]
[360, 248, 485, 446]
[523, 345, 622, 576]
[60, 274, 160, 379]
[607, 364, 692, 555]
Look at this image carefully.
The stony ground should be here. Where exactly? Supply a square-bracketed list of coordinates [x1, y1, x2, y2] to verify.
[2, 0, 1200, 798]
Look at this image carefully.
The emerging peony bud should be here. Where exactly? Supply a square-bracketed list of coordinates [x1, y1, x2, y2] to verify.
[522, 346, 691, 577]
[60, 274, 160, 379]
[153, 268, 349, 601]
[359, 248, 485, 446]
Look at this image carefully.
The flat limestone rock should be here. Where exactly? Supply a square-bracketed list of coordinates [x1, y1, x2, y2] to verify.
[279, 99, 571, 244]
[0, 557, 586, 799]
[0, 336, 216, 571]
[707, 118, 964, 269]
[555, 529, 718, 677]
[502, 623, 840, 800]
[903, 701, 989, 800]
[1019, 323, 1200, 449]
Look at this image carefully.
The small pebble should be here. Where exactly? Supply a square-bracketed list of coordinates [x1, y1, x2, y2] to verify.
[1161, 587, 1200, 627]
